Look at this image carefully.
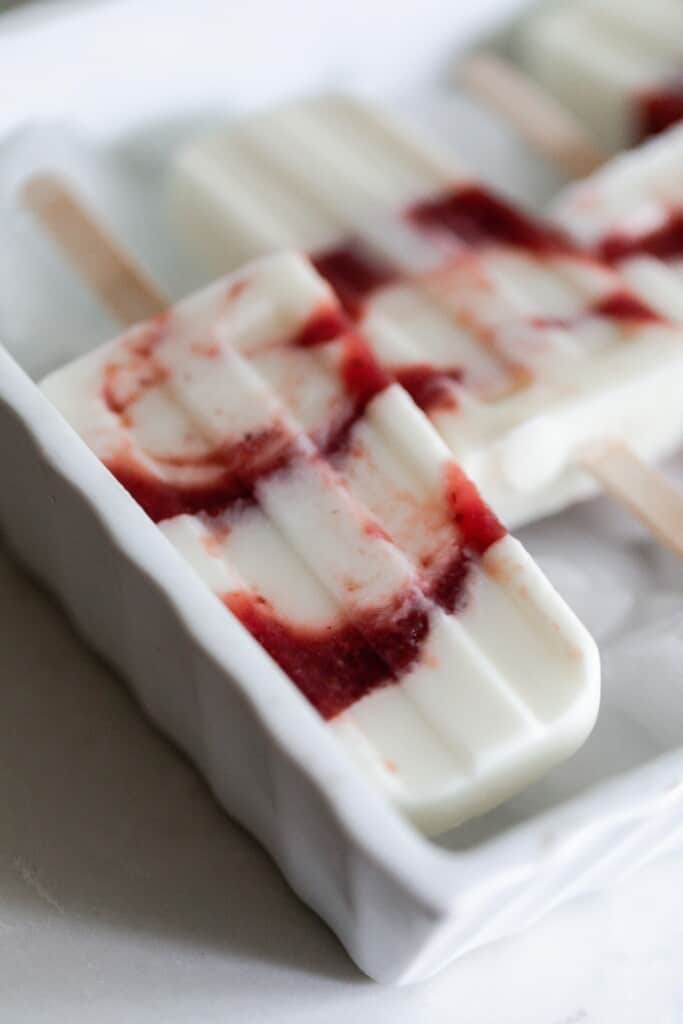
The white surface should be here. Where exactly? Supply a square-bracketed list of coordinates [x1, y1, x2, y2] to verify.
[1, 0, 683, 1017]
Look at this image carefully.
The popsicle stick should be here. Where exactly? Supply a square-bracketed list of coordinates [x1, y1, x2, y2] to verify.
[459, 54, 606, 177]
[582, 444, 683, 558]
[22, 172, 683, 559]
[22, 174, 167, 324]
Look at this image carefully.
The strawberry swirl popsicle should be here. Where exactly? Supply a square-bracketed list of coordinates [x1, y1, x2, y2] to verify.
[171, 96, 683, 527]
[551, 121, 683, 322]
[40, 250, 599, 834]
[516, 0, 683, 151]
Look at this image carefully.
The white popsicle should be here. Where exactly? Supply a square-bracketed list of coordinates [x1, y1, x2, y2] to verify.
[40, 249, 599, 835]
[551, 121, 683, 321]
[170, 96, 683, 528]
[515, 0, 683, 152]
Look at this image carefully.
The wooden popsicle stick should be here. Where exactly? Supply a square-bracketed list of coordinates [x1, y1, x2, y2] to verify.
[22, 172, 683, 559]
[582, 443, 683, 559]
[22, 174, 167, 324]
[459, 54, 606, 177]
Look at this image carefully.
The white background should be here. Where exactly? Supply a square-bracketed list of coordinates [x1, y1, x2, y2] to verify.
[1, 1, 683, 1020]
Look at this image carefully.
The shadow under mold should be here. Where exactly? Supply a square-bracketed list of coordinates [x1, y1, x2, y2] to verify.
[0, 542, 360, 985]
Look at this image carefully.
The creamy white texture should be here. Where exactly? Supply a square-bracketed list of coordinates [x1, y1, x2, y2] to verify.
[171, 97, 683, 529]
[516, 0, 683, 150]
[40, 250, 599, 834]
[552, 122, 683, 315]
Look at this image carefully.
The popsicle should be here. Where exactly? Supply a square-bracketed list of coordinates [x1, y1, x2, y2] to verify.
[31, 204, 598, 835]
[551, 122, 683, 322]
[459, 53, 606, 179]
[170, 96, 683, 535]
[514, 0, 683, 153]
